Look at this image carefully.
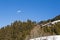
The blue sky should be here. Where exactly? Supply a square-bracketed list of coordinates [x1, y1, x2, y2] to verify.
[0, 0, 60, 27]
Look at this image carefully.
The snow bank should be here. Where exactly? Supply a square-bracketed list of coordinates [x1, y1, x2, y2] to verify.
[30, 35, 60, 40]
[51, 20, 60, 24]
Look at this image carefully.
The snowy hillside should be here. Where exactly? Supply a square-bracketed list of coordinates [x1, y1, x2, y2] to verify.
[30, 35, 60, 40]
[42, 20, 60, 26]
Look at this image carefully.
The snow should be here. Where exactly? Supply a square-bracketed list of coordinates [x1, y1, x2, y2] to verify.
[30, 20, 60, 40]
[30, 35, 60, 40]
[42, 20, 60, 26]
[51, 20, 60, 24]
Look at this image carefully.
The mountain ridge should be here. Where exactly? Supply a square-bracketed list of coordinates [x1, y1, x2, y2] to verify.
[0, 15, 60, 40]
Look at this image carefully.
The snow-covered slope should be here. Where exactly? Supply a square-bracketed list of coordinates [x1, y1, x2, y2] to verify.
[30, 35, 60, 40]
[29, 20, 60, 40]
[42, 20, 60, 26]
[51, 20, 60, 24]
